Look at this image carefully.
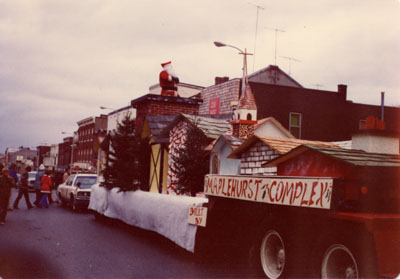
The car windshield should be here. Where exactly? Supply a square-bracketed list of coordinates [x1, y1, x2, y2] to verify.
[74, 176, 97, 189]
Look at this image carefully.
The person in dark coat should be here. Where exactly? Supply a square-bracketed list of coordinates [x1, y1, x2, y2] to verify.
[34, 164, 45, 207]
[13, 166, 33, 209]
[8, 163, 18, 211]
[0, 168, 15, 224]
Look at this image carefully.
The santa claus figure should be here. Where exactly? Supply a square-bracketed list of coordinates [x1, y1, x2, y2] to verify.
[159, 61, 180, 97]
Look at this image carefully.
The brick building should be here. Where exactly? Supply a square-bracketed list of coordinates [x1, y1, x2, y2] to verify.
[76, 115, 107, 169]
[130, 94, 203, 193]
[199, 65, 400, 146]
[57, 136, 73, 170]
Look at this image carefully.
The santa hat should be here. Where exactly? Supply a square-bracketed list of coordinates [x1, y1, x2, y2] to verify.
[161, 61, 171, 67]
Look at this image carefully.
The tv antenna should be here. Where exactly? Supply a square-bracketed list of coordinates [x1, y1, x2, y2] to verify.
[280, 56, 301, 75]
[311, 84, 324, 89]
[266, 27, 286, 66]
[249, 3, 264, 72]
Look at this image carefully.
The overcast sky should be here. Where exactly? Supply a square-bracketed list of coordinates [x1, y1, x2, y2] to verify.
[1, 0, 399, 153]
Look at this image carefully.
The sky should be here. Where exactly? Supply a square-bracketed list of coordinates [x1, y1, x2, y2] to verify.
[1, 0, 399, 153]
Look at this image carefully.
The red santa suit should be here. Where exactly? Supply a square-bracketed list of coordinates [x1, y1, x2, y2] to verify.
[159, 61, 179, 97]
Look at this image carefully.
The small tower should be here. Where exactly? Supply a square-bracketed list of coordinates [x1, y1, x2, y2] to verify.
[231, 83, 257, 139]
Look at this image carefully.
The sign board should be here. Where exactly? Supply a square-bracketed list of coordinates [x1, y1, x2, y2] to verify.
[209, 98, 220, 115]
[188, 206, 207, 227]
[204, 174, 334, 210]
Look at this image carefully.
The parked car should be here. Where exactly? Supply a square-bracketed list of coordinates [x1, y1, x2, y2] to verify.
[57, 174, 98, 211]
[28, 171, 38, 191]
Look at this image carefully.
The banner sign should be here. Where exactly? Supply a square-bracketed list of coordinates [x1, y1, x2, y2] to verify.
[209, 98, 220, 114]
[188, 207, 207, 227]
[204, 175, 333, 210]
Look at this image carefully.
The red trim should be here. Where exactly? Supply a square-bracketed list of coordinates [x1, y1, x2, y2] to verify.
[230, 119, 257, 125]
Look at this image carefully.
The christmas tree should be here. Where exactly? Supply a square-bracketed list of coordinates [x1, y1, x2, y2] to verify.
[171, 123, 210, 196]
[101, 113, 150, 191]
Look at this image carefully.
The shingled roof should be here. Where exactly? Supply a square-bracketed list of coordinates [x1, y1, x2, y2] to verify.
[263, 145, 400, 168]
[160, 113, 231, 140]
[228, 135, 339, 159]
[237, 83, 257, 110]
[145, 115, 177, 143]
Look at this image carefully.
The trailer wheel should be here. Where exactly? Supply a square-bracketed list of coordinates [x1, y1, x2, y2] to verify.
[321, 244, 358, 279]
[259, 230, 286, 279]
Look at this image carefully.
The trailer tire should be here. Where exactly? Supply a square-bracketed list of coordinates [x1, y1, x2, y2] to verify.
[248, 226, 292, 279]
[321, 244, 359, 279]
[316, 233, 377, 279]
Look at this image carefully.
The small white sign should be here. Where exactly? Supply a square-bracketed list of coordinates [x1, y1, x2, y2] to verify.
[188, 206, 207, 227]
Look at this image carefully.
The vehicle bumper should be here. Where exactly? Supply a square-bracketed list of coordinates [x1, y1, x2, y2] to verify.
[74, 197, 90, 208]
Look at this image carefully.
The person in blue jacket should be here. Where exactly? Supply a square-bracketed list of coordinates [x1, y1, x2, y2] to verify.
[34, 164, 45, 207]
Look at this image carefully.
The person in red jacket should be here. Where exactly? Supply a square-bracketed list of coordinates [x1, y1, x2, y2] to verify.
[159, 61, 180, 97]
[38, 170, 52, 208]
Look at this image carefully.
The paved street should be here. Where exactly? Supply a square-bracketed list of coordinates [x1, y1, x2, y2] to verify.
[0, 192, 252, 279]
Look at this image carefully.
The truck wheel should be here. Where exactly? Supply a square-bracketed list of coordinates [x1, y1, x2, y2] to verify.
[321, 244, 358, 279]
[259, 230, 286, 279]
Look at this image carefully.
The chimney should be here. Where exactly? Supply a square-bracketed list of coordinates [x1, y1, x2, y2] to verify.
[215, 76, 229, 85]
[381, 92, 385, 121]
[353, 115, 399, 154]
[338, 84, 347, 100]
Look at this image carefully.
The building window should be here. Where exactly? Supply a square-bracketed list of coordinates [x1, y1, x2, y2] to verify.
[247, 113, 252, 121]
[211, 155, 219, 174]
[289, 112, 302, 138]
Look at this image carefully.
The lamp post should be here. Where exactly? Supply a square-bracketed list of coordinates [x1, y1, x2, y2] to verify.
[213, 41, 253, 96]
[100, 106, 115, 111]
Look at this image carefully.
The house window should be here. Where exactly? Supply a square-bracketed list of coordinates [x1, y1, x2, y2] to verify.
[211, 155, 219, 174]
[289, 112, 302, 138]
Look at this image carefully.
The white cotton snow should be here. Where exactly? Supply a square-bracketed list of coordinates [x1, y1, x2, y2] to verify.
[89, 183, 208, 252]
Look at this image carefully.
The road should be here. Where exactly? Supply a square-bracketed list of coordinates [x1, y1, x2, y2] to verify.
[0, 192, 253, 279]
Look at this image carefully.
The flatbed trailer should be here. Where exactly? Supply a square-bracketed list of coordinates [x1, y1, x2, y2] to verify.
[200, 174, 400, 279]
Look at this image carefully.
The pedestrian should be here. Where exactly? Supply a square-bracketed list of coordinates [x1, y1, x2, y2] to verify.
[63, 167, 70, 183]
[0, 168, 15, 224]
[48, 169, 54, 204]
[13, 166, 34, 209]
[34, 164, 45, 207]
[38, 170, 52, 208]
[8, 163, 19, 211]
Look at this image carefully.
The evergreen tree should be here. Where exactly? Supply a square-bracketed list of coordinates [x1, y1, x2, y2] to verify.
[171, 123, 210, 196]
[101, 114, 150, 191]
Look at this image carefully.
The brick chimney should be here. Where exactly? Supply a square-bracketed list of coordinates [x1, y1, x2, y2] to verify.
[215, 76, 229, 85]
[131, 94, 202, 135]
[338, 84, 347, 100]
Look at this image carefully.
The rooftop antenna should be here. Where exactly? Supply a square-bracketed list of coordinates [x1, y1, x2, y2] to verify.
[266, 27, 286, 66]
[249, 2, 264, 72]
[311, 84, 324, 89]
[280, 56, 301, 75]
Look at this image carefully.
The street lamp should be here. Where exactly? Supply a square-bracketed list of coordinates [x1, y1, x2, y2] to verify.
[100, 106, 115, 111]
[213, 41, 253, 96]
